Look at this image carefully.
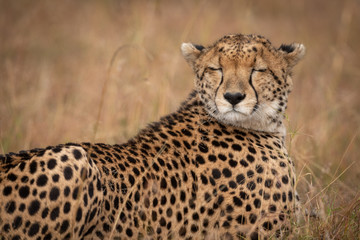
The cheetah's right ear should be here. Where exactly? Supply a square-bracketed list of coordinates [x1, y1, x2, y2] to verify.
[181, 43, 204, 67]
[279, 43, 306, 68]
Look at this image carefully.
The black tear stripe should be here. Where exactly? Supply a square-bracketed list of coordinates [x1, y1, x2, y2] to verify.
[249, 69, 259, 113]
[214, 68, 224, 100]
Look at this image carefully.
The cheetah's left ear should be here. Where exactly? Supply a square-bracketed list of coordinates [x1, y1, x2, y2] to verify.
[279, 43, 305, 68]
[181, 43, 204, 68]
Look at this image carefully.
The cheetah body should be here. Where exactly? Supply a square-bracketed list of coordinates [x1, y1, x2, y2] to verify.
[0, 34, 305, 239]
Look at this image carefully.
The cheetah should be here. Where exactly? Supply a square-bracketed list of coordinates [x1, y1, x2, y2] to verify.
[0, 34, 305, 239]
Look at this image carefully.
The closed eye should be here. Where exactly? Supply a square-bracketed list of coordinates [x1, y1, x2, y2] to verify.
[254, 68, 267, 72]
[207, 67, 222, 72]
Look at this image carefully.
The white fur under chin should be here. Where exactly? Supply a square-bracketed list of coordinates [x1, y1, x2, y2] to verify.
[208, 101, 286, 137]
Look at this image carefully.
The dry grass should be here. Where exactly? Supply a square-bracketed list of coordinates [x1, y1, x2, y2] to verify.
[0, 0, 359, 238]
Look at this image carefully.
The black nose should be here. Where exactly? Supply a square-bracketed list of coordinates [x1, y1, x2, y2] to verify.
[223, 92, 246, 106]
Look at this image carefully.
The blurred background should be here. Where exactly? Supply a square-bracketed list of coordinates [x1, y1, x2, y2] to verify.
[0, 0, 359, 237]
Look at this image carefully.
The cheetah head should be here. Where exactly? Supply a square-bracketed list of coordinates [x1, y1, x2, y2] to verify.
[181, 34, 305, 135]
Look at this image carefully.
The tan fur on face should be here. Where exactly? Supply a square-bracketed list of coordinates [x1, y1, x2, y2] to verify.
[182, 34, 305, 136]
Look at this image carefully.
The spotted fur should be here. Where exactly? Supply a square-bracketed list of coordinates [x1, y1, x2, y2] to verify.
[0, 34, 304, 239]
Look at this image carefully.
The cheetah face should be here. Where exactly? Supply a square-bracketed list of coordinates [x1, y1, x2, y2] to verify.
[181, 34, 305, 132]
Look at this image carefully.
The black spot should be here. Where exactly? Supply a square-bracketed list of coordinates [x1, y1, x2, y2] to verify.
[265, 179, 273, 188]
[76, 207, 82, 222]
[212, 140, 220, 147]
[255, 164, 263, 173]
[61, 155, 68, 162]
[126, 228, 133, 237]
[19, 186, 30, 198]
[60, 220, 69, 234]
[269, 205, 277, 213]
[199, 143, 209, 153]
[229, 159, 237, 167]
[47, 159, 57, 169]
[248, 146, 256, 154]
[247, 170, 254, 178]
[191, 224, 198, 232]
[282, 175, 289, 184]
[49, 187, 60, 201]
[288, 191, 293, 201]
[236, 174, 245, 184]
[21, 176, 29, 183]
[63, 202, 71, 214]
[236, 215, 247, 224]
[220, 141, 229, 148]
[282, 192, 287, 202]
[172, 139, 181, 147]
[218, 154, 227, 161]
[12, 216, 22, 229]
[232, 144, 242, 151]
[19, 203, 25, 212]
[273, 193, 281, 201]
[160, 217, 166, 226]
[240, 159, 249, 167]
[52, 174, 59, 182]
[262, 221, 273, 231]
[240, 191, 249, 200]
[247, 181, 256, 191]
[201, 174, 208, 185]
[41, 207, 49, 218]
[229, 181, 237, 189]
[28, 200, 40, 215]
[212, 169, 221, 179]
[160, 178, 167, 189]
[233, 196, 243, 206]
[246, 204, 252, 211]
[222, 168, 232, 178]
[128, 175, 135, 186]
[179, 226, 186, 236]
[5, 201, 16, 214]
[50, 207, 60, 221]
[161, 196, 167, 205]
[196, 155, 205, 164]
[279, 213, 285, 221]
[36, 174, 48, 187]
[12, 235, 21, 240]
[64, 186, 70, 197]
[2, 223, 10, 233]
[246, 154, 255, 163]
[29, 161, 37, 174]
[7, 173, 17, 181]
[132, 167, 140, 176]
[250, 232, 259, 240]
[73, 149, 82, 160]
[254, 198, 261, 208]
[64, 166, 73, 180]
[72, 187, 79, 200]
[208, 155, 217, 162]
[28, 223, 40, 236]
[249, 213, 257, 224]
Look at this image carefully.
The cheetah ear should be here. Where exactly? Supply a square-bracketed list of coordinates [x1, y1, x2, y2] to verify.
[181, 43, 204, 67]
[279, 43, 305, 68]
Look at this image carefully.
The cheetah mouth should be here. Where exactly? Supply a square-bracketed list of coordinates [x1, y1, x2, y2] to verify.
[228, 109, 248, 116]
[223, 108, 250, 118]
